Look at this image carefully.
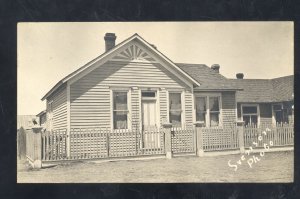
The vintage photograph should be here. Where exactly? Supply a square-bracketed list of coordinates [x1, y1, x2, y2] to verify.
[17, 22, 294, 183]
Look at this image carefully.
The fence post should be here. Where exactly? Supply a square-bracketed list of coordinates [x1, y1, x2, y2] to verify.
[30, 127, 43, 168]
[17, 127, 27, 160]
[194, 121, 205, 157]
[163, 123, 172, 159]
[236, 121, 245, 153]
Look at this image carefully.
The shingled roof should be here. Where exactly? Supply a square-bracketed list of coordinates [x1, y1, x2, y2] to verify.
[230, 75, 293, 103]
[176, 63, 242, 91]
[271, 75, 294, 102]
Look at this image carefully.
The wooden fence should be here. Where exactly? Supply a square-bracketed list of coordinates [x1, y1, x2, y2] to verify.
[42, 128, 165, 161]
[26, 129, 35, 162]
[17, 127, 27, 160]
[201, 127, 239, 151]
[171, 126, 195, 154]
[42, 129, 67, 161]
[244, 123, 294, 148]
[25, 123, 293, 166]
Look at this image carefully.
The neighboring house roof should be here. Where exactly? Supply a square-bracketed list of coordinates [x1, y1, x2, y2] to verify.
[230, 75, 294, 103]
[176, 63, 242, 91]
[272, 75, 294, 102]
[17, 115, 38, 129]
[41, 33, 201, 101]
[36, 110, 46, 117]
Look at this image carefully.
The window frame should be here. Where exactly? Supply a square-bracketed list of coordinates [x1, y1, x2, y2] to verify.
[194, 93, 222, 127]
[241, 104, 260, 127]
[110, 88, 131, 130]
[272, 103, 289, 125]
[168, 91, 184, 127]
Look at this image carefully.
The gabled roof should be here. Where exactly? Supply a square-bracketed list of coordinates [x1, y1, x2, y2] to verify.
[230, 75, 294, 103]
[176, 63, 242, 91]
[42, 33, 200, 100]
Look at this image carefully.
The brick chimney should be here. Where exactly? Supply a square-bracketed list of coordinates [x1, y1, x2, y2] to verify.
[104, 33, 116, 52]
[236, 73, 244, 79]
[211, 64, 220, 73]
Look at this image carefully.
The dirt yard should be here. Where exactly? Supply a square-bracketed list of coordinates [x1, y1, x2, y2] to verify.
[17, 151, 293, 183]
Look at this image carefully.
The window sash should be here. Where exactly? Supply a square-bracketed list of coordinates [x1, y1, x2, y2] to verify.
[242, 105, 259, 126]
[243, 115, 258, 126]
[209, 97, 219, 112]
[195, 96, 221, 127]
[210, 112, 220, 127]
[169, 92, 182, 125]
[113, 91, 128, 129]
[242, 106, 258, 114]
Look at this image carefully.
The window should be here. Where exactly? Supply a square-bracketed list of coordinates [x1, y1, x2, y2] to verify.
[209, 97, 220, 127]
[169, 93, 182, 126]
[195, 97, 206, 124]
[113, 91, 128, 129]
[273, 104, 289, 124]
[242, 105, 258, 126]
[142, 91, 156, 98]
[195, 96, 220, 127]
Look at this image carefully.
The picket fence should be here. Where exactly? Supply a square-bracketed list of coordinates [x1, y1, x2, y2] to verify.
[26, 123, 294, 163]
[41, 128, 165, 161]
[244, 123, 294, 148]
[171, 126, 195, 154]
[201, 127, 239, 151]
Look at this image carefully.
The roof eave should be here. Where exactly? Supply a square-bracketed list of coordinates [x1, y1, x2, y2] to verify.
[41, 81, 64, 101]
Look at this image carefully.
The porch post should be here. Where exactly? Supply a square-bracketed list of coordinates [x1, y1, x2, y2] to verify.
[194, 121, 205, 157]
[30, 127, 43, 169]
[163, 123, 172, 159]
[236, 120, 245, 153]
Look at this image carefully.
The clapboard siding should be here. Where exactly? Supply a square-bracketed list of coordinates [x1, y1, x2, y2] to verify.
[222, 92, 236, 128]
[47, 84, 67, 130]
[84, 61, 187, 88]
[131, 89, 140, 130]
[185, 91, 193, 125]
[70, 60, 188, 129]
[70, 84, 110, 129]
[159, 89, 168, 125]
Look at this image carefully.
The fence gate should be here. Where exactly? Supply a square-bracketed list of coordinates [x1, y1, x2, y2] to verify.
[171, 127, 195, 154]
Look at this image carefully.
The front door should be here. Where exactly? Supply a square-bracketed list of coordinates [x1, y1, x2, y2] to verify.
[142, 99, 160, 148]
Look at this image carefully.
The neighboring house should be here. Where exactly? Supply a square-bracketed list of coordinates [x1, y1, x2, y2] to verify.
[231, 73, 294, 127]
[17, 115, 39, 130]
[36, 110, 47, 127]
[41, 33, 241, 138]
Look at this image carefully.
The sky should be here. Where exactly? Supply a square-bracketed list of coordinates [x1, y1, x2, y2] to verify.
[17, 22, 293, 115]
